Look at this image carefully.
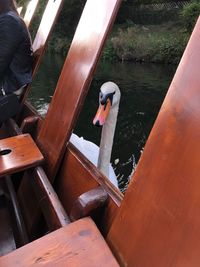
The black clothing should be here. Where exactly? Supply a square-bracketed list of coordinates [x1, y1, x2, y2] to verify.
[0, 11, 32, 94]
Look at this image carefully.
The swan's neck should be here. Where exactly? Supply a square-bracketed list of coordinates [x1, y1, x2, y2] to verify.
[97, 103, 119, 177]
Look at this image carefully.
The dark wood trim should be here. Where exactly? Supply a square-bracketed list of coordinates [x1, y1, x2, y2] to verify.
[70, 187, 108, 221]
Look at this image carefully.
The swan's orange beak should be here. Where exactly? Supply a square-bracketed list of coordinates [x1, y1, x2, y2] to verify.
[93, 99, 111, 126]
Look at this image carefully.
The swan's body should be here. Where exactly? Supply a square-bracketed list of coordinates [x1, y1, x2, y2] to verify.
[70, 82, 121, 188]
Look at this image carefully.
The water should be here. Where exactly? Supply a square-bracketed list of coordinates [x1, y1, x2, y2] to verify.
[29, 53, 176, 192]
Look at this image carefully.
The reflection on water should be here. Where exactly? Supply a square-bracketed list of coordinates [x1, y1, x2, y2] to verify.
[29, 53, 176, 192]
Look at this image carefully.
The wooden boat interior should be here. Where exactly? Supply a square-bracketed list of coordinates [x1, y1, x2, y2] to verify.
[1, 0, 200, 264]
[0, 0, 122, 265]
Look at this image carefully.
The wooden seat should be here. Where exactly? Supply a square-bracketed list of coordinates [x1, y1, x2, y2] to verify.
[0, 217, 119, 266]
[0, 134, 43, 177]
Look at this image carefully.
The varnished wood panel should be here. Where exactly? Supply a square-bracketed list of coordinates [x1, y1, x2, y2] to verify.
[37, 0, 122, 181]
[107, 17, 200, 267]
[0, 134, 43, 177]
[0, 217, 119, 266]
[21, 0, 65, 103]
[23, 0, 39, 28]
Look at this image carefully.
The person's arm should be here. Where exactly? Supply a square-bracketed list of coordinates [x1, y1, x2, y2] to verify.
[0, 15, 21, 81]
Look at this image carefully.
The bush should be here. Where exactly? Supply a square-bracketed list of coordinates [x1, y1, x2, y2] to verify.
[181, 1, 200, 33]
[107, 25, 189, 64]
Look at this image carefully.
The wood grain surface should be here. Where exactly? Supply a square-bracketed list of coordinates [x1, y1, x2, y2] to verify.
[0, 217, 119, 266]
[0, 134, 43, 177]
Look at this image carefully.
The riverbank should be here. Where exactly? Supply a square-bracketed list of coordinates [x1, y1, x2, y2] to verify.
[48, 21, 189, 65]
[102, 21, 189, 64]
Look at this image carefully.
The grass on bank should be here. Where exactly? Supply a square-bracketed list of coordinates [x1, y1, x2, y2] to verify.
[102, 22, 189, 64]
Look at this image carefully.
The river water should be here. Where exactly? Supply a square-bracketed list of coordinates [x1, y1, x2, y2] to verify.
[29, 53, 176, 192]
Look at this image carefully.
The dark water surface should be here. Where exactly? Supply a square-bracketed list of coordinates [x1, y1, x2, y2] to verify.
[29, 53, 176, 191]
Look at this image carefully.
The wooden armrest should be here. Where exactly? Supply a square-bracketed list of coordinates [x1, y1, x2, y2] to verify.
[0, 217, 119, 266]
[70, 187, 108, 221]
[0, 134, 44, 177]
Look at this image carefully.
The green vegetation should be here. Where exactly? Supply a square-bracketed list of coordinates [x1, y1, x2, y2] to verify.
[102, 22, 189, 64]
[17, 0, 200, 64]
[181, 1, 200, 32]
[101, 1, 200, 64]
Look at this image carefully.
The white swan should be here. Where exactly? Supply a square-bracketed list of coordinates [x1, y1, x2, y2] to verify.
[70, 81, 121, 188]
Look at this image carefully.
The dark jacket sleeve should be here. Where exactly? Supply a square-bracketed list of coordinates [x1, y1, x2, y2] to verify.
[0, 15, 22, 83]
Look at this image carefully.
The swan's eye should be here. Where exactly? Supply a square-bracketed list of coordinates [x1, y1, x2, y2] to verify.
[99, 92, 103, 102]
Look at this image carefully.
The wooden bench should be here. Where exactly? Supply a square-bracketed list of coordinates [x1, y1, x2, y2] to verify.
[0, 217, 119, 266]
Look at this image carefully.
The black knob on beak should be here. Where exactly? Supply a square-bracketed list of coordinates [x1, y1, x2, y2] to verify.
[94, 120, 101, 127]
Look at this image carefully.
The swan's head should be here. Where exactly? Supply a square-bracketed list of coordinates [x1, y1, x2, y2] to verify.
[93, 81, 121, 126]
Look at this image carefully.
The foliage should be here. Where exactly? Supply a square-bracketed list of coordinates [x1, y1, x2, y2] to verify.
[105, 23, 189, 64]
[16, 0, 191, 64]
[180, 1, 200, 32]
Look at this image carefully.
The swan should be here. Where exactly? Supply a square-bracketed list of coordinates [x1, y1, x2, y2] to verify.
[70, 81, 121, 188]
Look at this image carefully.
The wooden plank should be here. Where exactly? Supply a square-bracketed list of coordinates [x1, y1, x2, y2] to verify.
[31, 0, 64, 76]
[20, 0, 65, 103]
[36, 0, 122, 181]
[0, 217, 119, 267]
[23, 0, 40, 27]
[107, 17, 200, 267]
[0, 134, 44, 177]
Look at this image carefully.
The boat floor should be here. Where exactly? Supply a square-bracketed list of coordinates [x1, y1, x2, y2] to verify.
[0, 183, 16, 256]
